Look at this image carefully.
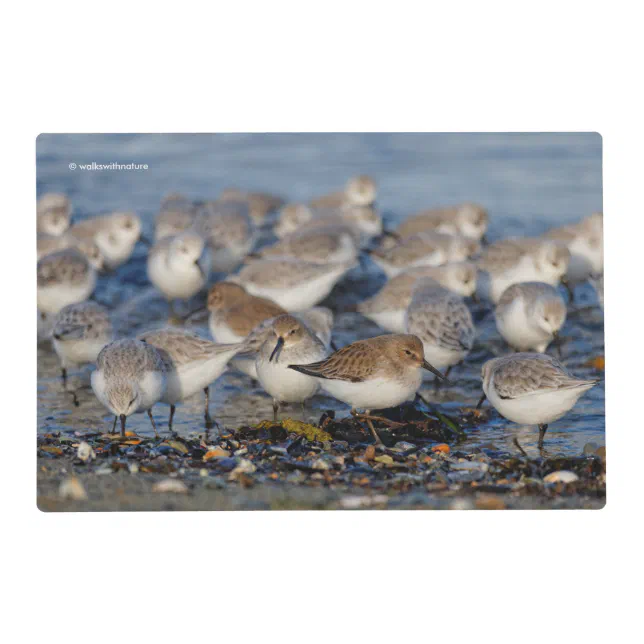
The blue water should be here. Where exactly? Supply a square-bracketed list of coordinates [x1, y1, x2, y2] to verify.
[36, 133, 604, 457]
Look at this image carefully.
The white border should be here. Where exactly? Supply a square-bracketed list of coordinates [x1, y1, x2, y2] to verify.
[4, 2, 642, 641]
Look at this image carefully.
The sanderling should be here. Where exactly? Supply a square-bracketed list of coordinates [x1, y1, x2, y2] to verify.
[275, 204, 383, 245]
[544, 212, 603, 296]
[70, 211, 142, 269]
[357, 262, 478, 333]
[147, 230, 211, 316]
[405, 279, 476, 378]
[37, 193, 72, 236]
[52, 301, 113, 385]
[154, 193, 198, 242]
[139, 328, 244, 430]
[37, 233, 104, 262]
[309, 175, 377, 209]
[477, 237, 570, 303]
[396, 203, 488, 241]
[495, 282, 566, 353]
[195, 200, 258, 272]
[206, 281, 287, 379]
[250, 225, 359, 265]
[590, 273, 604, 309]
[219, 187, 285, 225]
[478, 353, 598, 449]
[256, 314, 328, 420]
[230, 257, 356, 311]
[370, 232, 480, 278]
[289, 334, 448, 443]
[91, 338, 167, 436]
[37, 246, 105, 317]
[294, 307, 335, 350]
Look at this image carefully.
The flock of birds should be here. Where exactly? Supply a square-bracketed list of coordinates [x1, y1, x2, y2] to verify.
[36, 176, 604, 449]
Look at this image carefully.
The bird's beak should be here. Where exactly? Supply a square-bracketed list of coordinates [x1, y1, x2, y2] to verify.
[476, 393, 487, 409]
[270, 336, 285, 363]
[183, 305, 208, 323]
[422, 359, 450, 383]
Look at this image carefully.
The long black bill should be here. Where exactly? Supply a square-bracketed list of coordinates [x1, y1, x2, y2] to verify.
[269, 336, 284, 363]
[183, 305, 208, 323]
[476, 393, 487, 409]
[422, 359, 451, 384]
[194, 259, 206, 280]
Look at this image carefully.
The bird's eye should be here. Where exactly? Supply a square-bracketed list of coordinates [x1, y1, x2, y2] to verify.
[404, 349, 413, 356]
[124, 220, 133, 229]
[289, 329, 296, 335]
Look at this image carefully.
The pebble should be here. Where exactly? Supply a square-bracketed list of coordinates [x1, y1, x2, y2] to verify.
[152, 479, 189, 494]
[312, 458, 331, 470]
[76, 442, 96, 462]
[58, 476, 88, 501]
[374, 455, 394, 465]
[450, 461, 489, 472]
[340, 495, 389, 509]
[544, 471, 579, 484]
[229, 458, 257, 480]
[393, 441, 416, 452]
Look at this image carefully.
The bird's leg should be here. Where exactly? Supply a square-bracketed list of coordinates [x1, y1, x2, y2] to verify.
[353, 412, 405, 429]
[272, 400, 280, 423]
[147, 409, 158, 438]
[112, 415, 118, 434]
[203, 386, 215, 429]
[513, 437, 528, 458]
[538, 424, 548, 450]
[120, 414, 126, 437]
[351, 409, 383, 445]
[168, 405, 176, 433]
[61, 367, 68, 388]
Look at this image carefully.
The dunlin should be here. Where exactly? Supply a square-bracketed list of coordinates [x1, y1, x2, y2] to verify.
[478, 353, 598, 449]
[206, 281, 286, 379]
[289, 334, 448, 443]
[495, 282, 566, 353]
